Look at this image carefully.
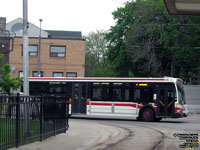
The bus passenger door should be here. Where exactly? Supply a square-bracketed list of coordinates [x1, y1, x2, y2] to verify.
[71, 83, 87, 114]
[157, 85, 175, 116]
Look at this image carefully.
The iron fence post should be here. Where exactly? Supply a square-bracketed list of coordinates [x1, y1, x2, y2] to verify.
[16, 93, 20, 147]
[0, 94, 69, 148]
[40, 95, 43, 141]
[54, 95, 56, 136]
[66, 98, 69, 132]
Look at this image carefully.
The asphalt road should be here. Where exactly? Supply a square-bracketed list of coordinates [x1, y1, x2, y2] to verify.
[91, 114, 200, 150]
[10, 114, 200, 150]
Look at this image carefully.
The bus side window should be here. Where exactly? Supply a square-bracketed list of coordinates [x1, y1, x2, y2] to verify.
[92, 88, 102, 100]
[92, 83, 109, 101]
[133, 88, 153, 103]
[134, 89, 141, 102]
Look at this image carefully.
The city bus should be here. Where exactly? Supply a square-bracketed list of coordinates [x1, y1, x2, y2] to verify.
[28, 77, 188, 121]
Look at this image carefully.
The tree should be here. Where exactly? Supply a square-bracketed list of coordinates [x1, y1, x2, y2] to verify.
[105, 2, 137, 77]
[0, 54, 22, 95]
[84, 30, 112, 77]
[106, 0, 200, 83]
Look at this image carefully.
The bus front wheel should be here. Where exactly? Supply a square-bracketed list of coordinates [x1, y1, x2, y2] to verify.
[140, 108, 154, 122]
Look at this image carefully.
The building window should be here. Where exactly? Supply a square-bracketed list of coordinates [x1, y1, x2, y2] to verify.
[50, 46, 66, 57]
[22, 45, 38, 56]
[53, 72, 63, 77]
[33, 71, 43, 77]
[29, 45, 38, 56]
[67, 72, 77, 77]
[19, 71, 23, 77]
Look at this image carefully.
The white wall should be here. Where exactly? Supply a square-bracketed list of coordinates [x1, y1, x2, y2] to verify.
[184, 85, 200, 113]
[6, 18, 48, 38]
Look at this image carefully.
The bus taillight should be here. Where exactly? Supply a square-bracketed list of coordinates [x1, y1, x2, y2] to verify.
[175, 107, 183, 113]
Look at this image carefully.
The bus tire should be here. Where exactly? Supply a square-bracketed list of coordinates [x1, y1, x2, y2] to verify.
[136, 117, 140, 121]
[140, 108, 154, 122]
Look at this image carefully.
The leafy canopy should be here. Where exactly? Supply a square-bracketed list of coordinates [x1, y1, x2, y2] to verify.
[105, 0, 200, 83]
[0, 54, 22, 95]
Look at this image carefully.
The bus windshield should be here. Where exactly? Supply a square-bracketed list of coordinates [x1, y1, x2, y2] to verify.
[177, 83, 186, 105]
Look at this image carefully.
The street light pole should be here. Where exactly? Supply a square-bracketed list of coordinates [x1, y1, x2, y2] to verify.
[38, 19, 42, 77]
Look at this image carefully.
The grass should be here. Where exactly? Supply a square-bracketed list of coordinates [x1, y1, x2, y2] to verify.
[0, 118, 40, 149]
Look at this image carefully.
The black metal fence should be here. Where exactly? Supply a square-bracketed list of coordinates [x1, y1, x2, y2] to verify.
[0, 94, 69, 150]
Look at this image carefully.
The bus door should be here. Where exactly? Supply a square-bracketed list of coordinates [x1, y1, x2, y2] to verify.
[71, 83, 87, 114]
[157, 84, 175, 116]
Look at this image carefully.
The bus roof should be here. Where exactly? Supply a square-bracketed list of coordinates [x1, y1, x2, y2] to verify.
[29, 77, 179, 83]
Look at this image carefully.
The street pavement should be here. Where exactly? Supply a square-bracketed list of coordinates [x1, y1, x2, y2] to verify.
[9, 114, 200, 150]
[9, 119, 129, 150]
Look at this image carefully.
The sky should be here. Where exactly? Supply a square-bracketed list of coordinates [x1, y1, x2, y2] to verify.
[0, 0, 129, 35]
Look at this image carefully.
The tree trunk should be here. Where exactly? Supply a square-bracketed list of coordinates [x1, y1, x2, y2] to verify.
[170, 55, 176, 77]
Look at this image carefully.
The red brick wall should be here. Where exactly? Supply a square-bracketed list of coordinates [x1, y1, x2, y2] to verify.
[9, 37, 85, 77]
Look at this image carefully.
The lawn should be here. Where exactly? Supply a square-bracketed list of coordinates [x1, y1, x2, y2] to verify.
[0, 118, 40, 149]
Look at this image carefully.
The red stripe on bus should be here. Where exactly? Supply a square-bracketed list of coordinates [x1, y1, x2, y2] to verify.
[70, 100, 158, 111]
[87, 102, 112, 106]
[86, 101, 143, 108]
[115, 103, 142, 109]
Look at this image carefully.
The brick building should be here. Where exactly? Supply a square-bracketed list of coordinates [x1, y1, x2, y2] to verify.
[0, 17, 85, 78]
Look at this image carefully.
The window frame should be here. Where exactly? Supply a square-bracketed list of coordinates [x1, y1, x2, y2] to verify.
[66, 72, 77, 77]
[32, 71, 43, 77]
[21, 45, 38, 56]
[50, 45, 66, 57]
[133, 83, 154, 103]
[19, 71, 23, 77]
[53, 72, 63, 77]
[91, 82, 131, 102]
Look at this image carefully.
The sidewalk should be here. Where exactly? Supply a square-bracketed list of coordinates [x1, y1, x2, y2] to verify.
[9, 118, 126, 150]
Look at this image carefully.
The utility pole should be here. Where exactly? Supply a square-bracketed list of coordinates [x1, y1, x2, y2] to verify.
[23, 0, 29, 95]
[38, 19, 42, 77]
[23, 0, 30, 137]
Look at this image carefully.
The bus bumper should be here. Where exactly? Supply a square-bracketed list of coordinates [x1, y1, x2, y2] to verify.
[174, 104, 189, 118]
[173, 112, 187, 118]
[183, 104, 189, 117]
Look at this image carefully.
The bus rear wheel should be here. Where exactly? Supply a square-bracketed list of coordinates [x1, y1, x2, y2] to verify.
[140, 108, 154, 122]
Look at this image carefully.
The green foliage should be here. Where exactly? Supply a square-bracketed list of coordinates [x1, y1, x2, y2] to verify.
[128, 70, 134, 77]
[105, 0, 200, 83]
[105, 2, 136, 77]
[0, 54, 22, 95]
[0, 54, 4, 60]
[84, 30, 109, 77]
[91, 64, 117, 77]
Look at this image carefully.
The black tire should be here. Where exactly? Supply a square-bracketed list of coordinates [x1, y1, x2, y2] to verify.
[155, 117, 162, 122]
[140, 108, 154, 122]
[136, 117, 140, 121]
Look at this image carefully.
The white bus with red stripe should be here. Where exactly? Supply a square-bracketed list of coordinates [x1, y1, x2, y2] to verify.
[28, 77, 188, 121]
